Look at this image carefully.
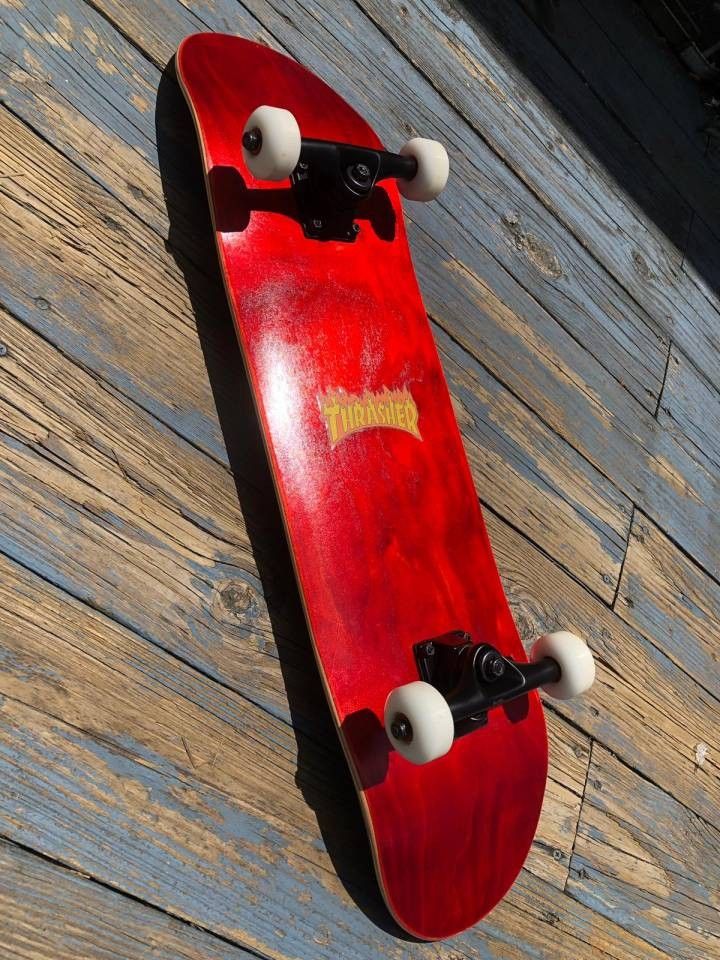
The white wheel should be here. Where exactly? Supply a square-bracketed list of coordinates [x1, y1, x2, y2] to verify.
[384, 680, 454, 765]
[242, 105, 301, 181]
[398, 137, 449, 201]
[530, 631, 595, 700]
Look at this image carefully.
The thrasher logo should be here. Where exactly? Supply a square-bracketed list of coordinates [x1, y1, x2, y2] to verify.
[319, 387, 422, 448]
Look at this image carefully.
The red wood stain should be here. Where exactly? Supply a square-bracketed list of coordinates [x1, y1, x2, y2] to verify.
[177, 33, 547, 940]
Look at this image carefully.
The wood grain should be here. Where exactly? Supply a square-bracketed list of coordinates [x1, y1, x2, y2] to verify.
[439, 327, 630, 599]
[0, 0, 718, 954]
[569, 744, 720, 959]
[355, 0, 720, 395]
[0, 551, 607, 959]
[0, 689, 665, 959]
[659, 346, 720, 479]
[493, 869, 672, 960]
[0, 0, 667, 411]
[616, 512, 720, 705]
[0, 293, 305, 723]
[0, 839, 257, 960]
[4, 0, 720, 581]
[0, 102, 628, 607]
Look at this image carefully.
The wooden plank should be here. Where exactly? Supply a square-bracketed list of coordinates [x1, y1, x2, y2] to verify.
[0, 547, 363, 869]
[355, 0, 720, 396]
[4, 2, 719, 579]
[616, 512, 720, 705]
[439, 327, 629, 599]
[0, 110, 227, 461]
[0, 696, 428, 960]
[0, 550, 604, 958]
[568, 744, 720, 959]
[492, 870, 672, 960]
[0, 0, 668, 411]
[0, 299, 312, 725]
[658, 345, 720, 473]
[484, 511, 720, 831]
[517, 0, 720, 237]
[0, 690, 670, 959]
[0, 839, 258, 960]
[415, 236, 720, 580]
[421, 0, 692, 253]
[0, 107, 628, 602]
[0, 0, 203, 238]
[524, 711, 590, 891]
[0, 253, 716, 832]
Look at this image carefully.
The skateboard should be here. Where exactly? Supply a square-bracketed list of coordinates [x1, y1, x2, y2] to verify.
[176, 33, 595, 940]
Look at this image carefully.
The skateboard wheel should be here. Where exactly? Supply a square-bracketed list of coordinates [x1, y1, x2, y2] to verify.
[530, 631, 596, 700]
[384, 680, 454, 765]
[398, 138, 449, 201]
[242, 105, 301, 180]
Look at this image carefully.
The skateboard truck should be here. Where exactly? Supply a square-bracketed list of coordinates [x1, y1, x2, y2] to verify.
[412, 632, 560, 736]
[241, 105, 450, 242]
[385, 630, 595, 765]
[288, 141, 416, 242]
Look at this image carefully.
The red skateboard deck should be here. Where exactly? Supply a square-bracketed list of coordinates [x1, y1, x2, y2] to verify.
[177, 33, 548, 940]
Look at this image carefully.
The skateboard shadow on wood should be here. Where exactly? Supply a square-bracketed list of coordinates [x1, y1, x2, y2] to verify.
[155, 60, 413, 940]
[208, 166, 397, 241]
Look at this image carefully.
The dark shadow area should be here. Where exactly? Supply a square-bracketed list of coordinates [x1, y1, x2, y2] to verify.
[341, 710, 390, 789]
[503, 694, 529, 724]
[457, 0, 720, 294]
[155, 59, 412, 939]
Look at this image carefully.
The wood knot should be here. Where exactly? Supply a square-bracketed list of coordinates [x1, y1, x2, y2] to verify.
[502, 213, 562, 279]
[220, 581, 258, 619]
[632, 251, 653, 281]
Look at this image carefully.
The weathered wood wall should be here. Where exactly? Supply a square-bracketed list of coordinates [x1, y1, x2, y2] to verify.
[0, 0, 718, 957]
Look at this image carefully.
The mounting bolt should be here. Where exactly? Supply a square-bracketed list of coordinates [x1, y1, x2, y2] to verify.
[242, 128, 262, 154]
[0, 343, 7, 358]
[298, 160, 309, 171]
[490, 656, 505, 678]
[312, 218, 323, 230]
[479, 650, 506, 682]
[390, 714, 413, 742]
[352, 223, 361, 235]
[354, 163, 371, 179]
